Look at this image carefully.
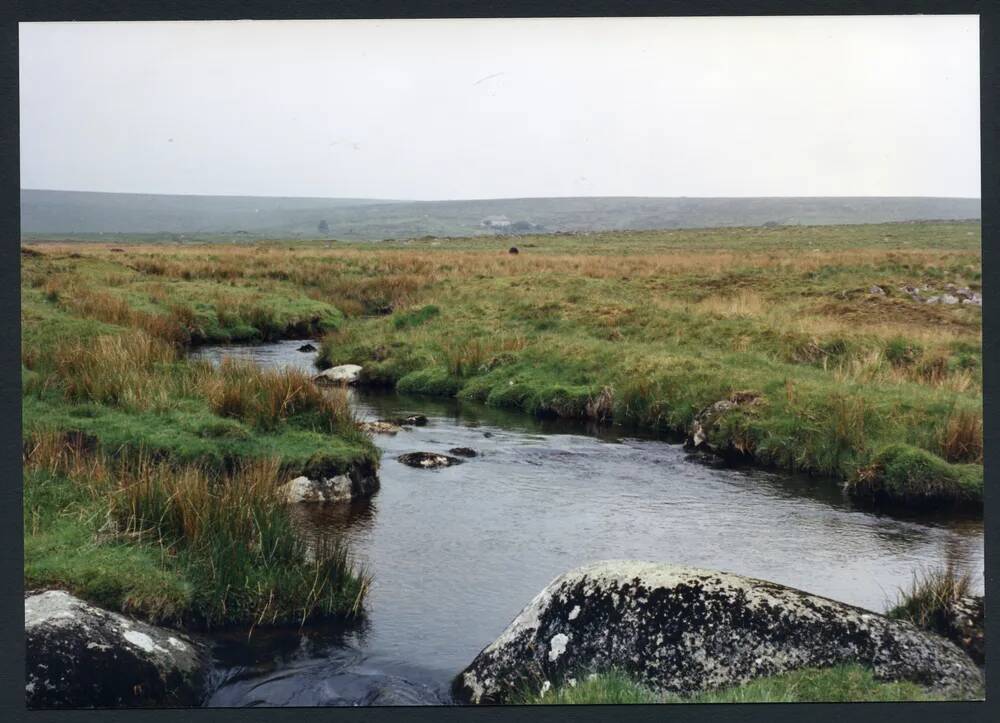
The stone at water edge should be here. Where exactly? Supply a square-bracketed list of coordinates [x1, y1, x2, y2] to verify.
[397, 452, 463, 469]
[685, 391, 762, 457]
[314, 364, 362, 386]
[26, 590, 208, 708]
[277, 471, 379, 503]
[452, 561, 984, 704]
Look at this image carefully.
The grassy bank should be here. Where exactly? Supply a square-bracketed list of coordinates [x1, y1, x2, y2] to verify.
[315, 222, 982, 508]
[514, 665, 944, 704]
[21, 248, 378, 627]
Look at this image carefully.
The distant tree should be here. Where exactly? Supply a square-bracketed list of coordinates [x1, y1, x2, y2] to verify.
[318, 220, 330, 234]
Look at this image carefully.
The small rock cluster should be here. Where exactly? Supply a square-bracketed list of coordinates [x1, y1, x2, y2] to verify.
[357, 415, 429, 435]
[358, 421, 404, 435]
[881, 284, 981, 306]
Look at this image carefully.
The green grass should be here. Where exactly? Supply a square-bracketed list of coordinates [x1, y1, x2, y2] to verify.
[305, 222, 982, 509]
[847, 444, 983, 507]
[23, 432, 372, 629]
[21, 249, 379, 627]
[515, 666, 943, 704]
[24, 469, 194, 623]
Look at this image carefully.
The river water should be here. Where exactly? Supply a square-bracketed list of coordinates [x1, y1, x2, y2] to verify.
[190, 340, 984, 706]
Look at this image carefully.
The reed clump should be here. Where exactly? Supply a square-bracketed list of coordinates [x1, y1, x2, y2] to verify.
[23, 430, 370, 627]
[200, 358, 363, 439]
[887, 565, 972, 630]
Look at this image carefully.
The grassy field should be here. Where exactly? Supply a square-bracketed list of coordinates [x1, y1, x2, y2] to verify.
[316, 221, 983, 507]
[20, 220, 982, 623]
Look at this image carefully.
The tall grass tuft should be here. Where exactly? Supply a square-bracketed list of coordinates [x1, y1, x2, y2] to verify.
[23, 431, 371, 628]
[48, 331, 177, 409]
[939, 407, 983, 464]
[201, 358, 362, 438]
[887, 564, 972, 630]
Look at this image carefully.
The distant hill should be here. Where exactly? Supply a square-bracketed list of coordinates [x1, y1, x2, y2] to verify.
[20, 189, 981, 241]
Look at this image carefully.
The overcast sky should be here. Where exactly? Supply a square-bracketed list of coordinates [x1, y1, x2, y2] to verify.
[19, 16, 980, 200]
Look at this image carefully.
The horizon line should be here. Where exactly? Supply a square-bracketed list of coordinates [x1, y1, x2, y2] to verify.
[20, 188, 984, 203]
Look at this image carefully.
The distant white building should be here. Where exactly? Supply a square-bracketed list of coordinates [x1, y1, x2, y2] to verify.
[481, 215, 511, 229]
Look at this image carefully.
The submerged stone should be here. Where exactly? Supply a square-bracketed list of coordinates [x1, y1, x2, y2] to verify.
[397, 452, 463, 469]
[390, 414, 429, 427]
[448, 447, 478, 458]
[452, 561, 983, 704]
[25, 590, 208, 708]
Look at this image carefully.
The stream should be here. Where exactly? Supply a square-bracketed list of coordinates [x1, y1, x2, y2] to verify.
[190, 340, 985, 706]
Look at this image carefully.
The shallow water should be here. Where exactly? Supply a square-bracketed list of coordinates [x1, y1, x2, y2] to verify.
[191, 340, 985, 706]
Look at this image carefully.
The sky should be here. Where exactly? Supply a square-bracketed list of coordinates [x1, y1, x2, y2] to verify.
[19, 16, 981, 200]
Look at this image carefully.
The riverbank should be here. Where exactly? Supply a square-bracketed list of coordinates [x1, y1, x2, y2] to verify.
[21, 248, 378, 627]
[312, 222, 982, 509]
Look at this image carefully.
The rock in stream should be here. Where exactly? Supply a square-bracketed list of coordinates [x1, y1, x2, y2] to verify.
[397, 452, 463, 469]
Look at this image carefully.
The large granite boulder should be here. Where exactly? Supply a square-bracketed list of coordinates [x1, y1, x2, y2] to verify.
[452, 561, 983, 704]
[26, 590, 208, 708]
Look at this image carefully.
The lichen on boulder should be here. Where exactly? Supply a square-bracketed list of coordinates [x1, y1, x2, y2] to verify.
[452, 561, 983, 704]
[25, 590, 208, 708]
